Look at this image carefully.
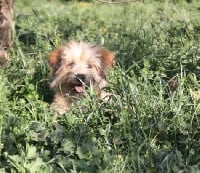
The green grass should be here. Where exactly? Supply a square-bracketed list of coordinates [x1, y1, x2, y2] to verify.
[0, 0, 200, 172]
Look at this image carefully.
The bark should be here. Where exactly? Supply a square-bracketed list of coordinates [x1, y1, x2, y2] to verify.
[0, 0, 13, 66]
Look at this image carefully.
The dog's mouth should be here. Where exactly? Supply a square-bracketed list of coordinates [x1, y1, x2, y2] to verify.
[73, 74, 94, 93]
[65, 74, 94, 94]
[74, 85, 84, 93]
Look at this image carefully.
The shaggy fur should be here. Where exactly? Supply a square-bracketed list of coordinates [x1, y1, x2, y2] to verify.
[48, 41, 114, 114]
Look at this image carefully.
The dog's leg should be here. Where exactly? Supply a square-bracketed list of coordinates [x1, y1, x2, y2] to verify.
[51, 94, 71, 115]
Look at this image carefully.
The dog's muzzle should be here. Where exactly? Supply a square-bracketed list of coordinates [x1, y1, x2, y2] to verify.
[70, 74, 93, 93]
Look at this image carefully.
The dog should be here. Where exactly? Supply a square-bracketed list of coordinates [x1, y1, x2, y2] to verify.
[48, 41, 115, 115]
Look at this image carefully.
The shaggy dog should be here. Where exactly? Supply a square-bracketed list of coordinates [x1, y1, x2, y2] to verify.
[48, 41, 114, 114]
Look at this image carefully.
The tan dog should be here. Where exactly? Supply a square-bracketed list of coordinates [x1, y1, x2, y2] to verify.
[48, 41, 114, 114]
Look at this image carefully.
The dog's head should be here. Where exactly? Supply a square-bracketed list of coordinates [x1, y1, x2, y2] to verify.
[48, 41, 114, 95]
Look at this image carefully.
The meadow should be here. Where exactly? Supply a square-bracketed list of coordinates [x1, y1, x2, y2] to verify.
[0, 0, 200, 172]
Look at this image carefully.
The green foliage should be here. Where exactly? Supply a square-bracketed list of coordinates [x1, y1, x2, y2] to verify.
[0, 0, 200, 172]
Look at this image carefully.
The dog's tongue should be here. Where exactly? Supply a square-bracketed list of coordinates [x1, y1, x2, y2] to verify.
[75, 86, 84, 93]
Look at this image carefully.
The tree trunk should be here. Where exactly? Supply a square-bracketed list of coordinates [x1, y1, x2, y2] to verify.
[0, 0, 13, 66]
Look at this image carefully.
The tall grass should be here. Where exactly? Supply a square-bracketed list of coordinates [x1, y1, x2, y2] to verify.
[0, 0, 199, 172]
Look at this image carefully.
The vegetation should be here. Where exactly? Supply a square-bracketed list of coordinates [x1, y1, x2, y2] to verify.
[0, 0, 199, 172]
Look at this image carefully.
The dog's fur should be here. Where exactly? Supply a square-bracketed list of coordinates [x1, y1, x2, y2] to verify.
[48, 41, 114, 114]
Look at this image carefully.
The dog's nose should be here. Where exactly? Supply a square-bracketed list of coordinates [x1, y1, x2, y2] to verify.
[76, 74, 85, 82]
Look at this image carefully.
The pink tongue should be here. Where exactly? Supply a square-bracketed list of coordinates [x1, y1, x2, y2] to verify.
[75, 86, 84, 93]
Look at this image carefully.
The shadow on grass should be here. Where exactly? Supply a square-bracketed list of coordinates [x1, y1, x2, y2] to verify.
[32, 65, 54, 104]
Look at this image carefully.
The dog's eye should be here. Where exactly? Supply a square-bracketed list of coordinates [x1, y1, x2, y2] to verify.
[87, 64, 92, 69]
[68, 62, 75, 67]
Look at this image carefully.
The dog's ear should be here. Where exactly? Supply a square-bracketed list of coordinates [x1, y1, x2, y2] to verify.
[48, 48, 62, 75]
[99, 48, 115, 69]
[98, 48, 114, 78]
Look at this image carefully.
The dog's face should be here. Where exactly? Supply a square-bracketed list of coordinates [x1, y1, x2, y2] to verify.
[48, 41, 114, 97]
